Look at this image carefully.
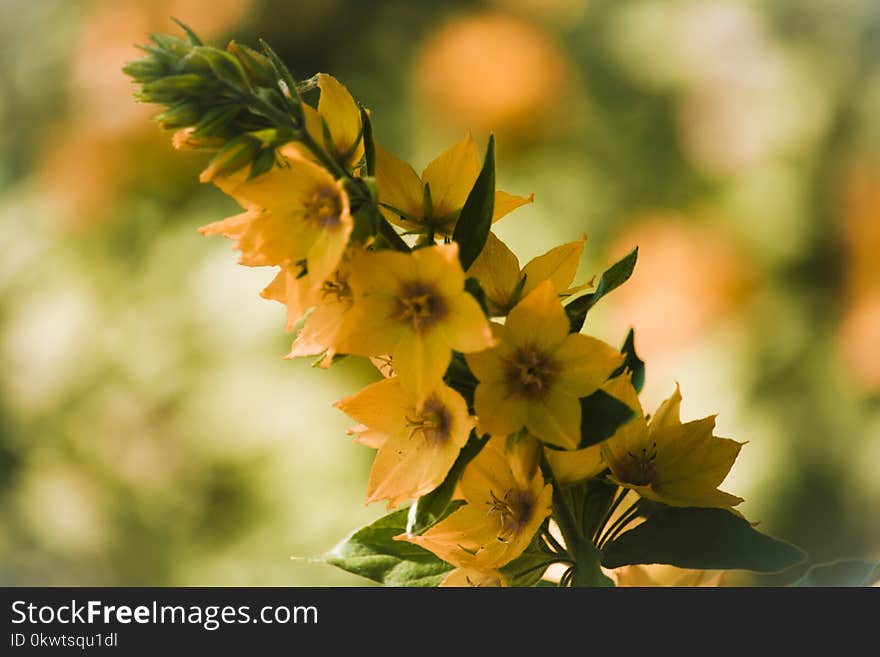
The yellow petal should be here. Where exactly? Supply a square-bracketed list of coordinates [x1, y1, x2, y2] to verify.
[491, 190, 534, 223]
[521, 237, 586, 297]
[601, 374, 644, 416]
[464, 324, 507, 383]
[466, 232, 521, 313]
[525, 390, 581, 449]
[374, 141, 424, 225]
[305, 211, 352, 287]
[440, 568, 506, 587]
[649, 383, 682, 435]
[458, 437, 517, 507]
[334, 377, 412, 439]
[504, 280, 570, 351]
[441, 293, 496, 354]
[316, 73, 364, 167]
[392, 330, 451, 402]
[421, 134, 481, 218]
[474, 381, 528, 438]
[600, 416, 650, 484]
[199, 208, 257, 240]
[287, 301, 346, 360]
[260, 266, 316, 332]
[410, 242, 464, 298]
[545, 443, 605, 485]
[553, 333, 625, 398]
[335, 298, 401, 357]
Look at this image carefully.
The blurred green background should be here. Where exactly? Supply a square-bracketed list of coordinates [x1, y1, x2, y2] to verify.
[1, 0, 878, 586]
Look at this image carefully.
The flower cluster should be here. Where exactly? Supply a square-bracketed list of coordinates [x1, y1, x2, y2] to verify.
[125, 26, 805, 587]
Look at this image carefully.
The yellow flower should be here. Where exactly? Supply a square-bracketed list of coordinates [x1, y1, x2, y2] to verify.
[262, 254, 355, 366]
[398, 436, 552, 570]
[199, 152, 352, 285]
[601, 384, 745, 510]
[335, 377, 472, 508]
[466, 280, 625, 449]
[298, 73, 365, 171]
[467, 232, 588, 316]
[374, 135, 533, 236]
[440, 568, 506, 587]
[338, 243, 495, 400]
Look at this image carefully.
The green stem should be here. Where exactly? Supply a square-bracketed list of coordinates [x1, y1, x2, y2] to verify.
[592, 485, 628, 543]
[598, 501, 642, 549]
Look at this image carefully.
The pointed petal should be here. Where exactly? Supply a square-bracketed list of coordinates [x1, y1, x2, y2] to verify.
[649, 383, 682, 435]
[466, 232, 521, 313]
[411, 242, 464, 297]
[375, 142, 424, 224]
[473, 381, 527, 438]
[459, 437, 517, 506]
[316, 73, 364, 166]
[334, 377, 411, 438]
[553, 333, 626, 397]
[601, 374, 644, 416]
[521, 237, 586, 297]
[464, 324, 507, 383]
[422, 134, 481, 217]
[392, 331, 451, 402]
[491, 190, 534, 223]
[526, 390, 581, 449]
[441, 294, 495, 354]
[545, 444, 605, 485]
[505, 280, 570, 351]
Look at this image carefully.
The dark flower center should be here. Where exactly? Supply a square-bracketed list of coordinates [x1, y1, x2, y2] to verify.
[504, 345, 559, 400]
[320, 269, 352, 305]
[621, 442, 658, 486]
[486, 488, 535, 543]
[304, 188, 342, 228]
[406, 395, 453, 445]
[392, 281, 448, 333]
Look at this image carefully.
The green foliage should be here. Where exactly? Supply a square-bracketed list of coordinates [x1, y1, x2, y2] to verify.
[579, 390, 635, 448]
[566, 247, 639, 333]
[601, 507, 805, 573]
[325, 509, 453, 587]
[452, 135, 496, 269]
[792, 559, 880, 587]
[611, 328, 645, 393]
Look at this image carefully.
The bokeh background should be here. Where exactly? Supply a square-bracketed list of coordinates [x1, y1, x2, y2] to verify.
[1, 0, 878, 586]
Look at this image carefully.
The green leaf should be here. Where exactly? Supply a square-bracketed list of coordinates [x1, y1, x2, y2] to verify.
[452, 134, 495, 270]
[566, 247, 638, 333]
[611, 328, 645, 393]
[324, 509, 453, 587]
[601, 506, 805, 573]
[406, 431, 488, 535]
[792, 559, 880, 587]
[361, 107, 375, 176]
[579, 389, 635, 448]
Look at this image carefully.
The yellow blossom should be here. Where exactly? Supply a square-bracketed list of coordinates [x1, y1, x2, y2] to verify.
[261, 254, 356, 365]
[335, 378, 472, 508]
[338, 243, 495, 400]
[601, 384, 744, 510]
[374, 135, 533, 236]
[296, 73, 365, 171]
[398, 436, 552, 570]
[466, 280, 625, 449]
[467, 232, 589, 315]
[199, 153, 352, 285]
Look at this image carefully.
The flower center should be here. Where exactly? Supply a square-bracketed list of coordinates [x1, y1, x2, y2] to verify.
[486, 488, 535, 543]
[392, 281, 448, 333]
[304, 187, 342, 228]
[504, 346, 559, 400]
[405, 395, 452, 445]
[320, 268, 352, 305]
[621, 442, 658, 486]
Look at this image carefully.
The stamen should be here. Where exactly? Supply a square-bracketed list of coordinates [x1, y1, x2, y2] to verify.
[503, 345, 559, 400]
[391, 281, 448, 333]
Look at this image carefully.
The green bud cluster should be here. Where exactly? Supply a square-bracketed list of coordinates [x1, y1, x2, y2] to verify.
[123, 20, 306, 179]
